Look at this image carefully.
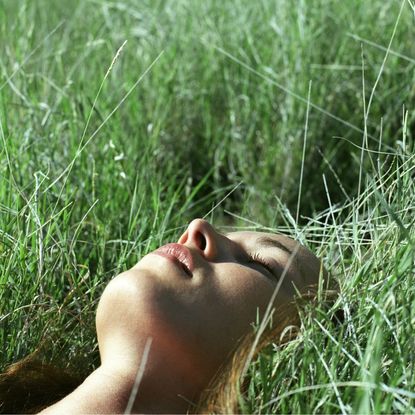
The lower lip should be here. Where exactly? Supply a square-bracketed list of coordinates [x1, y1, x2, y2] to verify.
[152, 252, 193, 277]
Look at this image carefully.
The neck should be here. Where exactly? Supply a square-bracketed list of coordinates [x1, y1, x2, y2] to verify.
[128, 366, 200, 414]
[124, 335, 214, 413]
[39, 364, 200, 414]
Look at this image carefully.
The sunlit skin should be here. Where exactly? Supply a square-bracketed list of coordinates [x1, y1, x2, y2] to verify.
[41, 219, 324, 414]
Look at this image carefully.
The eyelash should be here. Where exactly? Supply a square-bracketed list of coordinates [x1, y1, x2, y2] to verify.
[247, 253, 274, 275]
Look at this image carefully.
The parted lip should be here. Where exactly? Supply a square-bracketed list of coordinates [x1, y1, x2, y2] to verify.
[152, 243, 194, 276]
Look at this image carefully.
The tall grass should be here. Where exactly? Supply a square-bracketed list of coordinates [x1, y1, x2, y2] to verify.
[241, 144, 415, 413]
[0, 0, 414, 413]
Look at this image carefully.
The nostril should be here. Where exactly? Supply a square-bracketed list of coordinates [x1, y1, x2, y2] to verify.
[196, 232, 207, 250]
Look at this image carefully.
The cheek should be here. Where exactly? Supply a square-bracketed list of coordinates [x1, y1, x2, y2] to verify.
[207, 265, 276, 335]
[221, 265, 275, 307]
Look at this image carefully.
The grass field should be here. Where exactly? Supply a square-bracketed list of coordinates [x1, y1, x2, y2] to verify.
[1, 0, 414, 413]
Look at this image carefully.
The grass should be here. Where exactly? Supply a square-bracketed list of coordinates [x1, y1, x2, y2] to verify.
[0, 0, 414, 413]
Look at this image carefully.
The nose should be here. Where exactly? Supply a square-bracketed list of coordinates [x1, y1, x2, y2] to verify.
[178, 218, 233, 261]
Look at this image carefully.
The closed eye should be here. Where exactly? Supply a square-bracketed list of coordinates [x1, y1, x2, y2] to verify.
[247, 253, 276, 278]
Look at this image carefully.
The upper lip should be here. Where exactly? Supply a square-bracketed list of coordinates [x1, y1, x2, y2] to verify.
[153, 243, 194, 276]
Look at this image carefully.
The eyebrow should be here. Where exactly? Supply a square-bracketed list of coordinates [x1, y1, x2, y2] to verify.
[256, 236, 293, 255]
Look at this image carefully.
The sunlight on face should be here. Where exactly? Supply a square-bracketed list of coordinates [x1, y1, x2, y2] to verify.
[96, 219, 324, 392]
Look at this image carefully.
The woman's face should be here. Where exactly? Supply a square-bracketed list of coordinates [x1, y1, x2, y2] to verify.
[96, 219, 323, 394]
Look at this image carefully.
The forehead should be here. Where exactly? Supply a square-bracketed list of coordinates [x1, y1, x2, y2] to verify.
[225, 230, 299, 251]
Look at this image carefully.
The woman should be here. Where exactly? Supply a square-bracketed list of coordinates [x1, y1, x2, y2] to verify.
[1, 218, 333, 414]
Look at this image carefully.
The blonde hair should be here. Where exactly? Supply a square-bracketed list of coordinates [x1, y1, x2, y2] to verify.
[0, 350, 82, 413]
